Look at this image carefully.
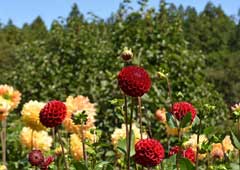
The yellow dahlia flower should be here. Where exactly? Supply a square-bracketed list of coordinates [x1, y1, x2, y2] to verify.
[20, 127, 52, 151]
[21, 100, 46, 131]
[111, 123, 147, 147]
[222, 135, 234, 152]
[64, 95, 96, 134]
[183, 134, 208, 149]
[0, 84, 21, 111]
[183, 134, 208, 160]
[70, 134, 84, 160]
[0, 165, 6, 170]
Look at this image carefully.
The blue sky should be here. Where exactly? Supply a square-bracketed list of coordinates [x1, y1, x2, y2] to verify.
[0, 0, 239, 28]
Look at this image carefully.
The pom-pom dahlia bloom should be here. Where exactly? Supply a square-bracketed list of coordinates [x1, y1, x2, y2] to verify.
[63, 95, 96, 133]
[20, 127, 52, 151]
[134, 138, 165, 167]
[118, 66, 151, 97]
[21, 100, 46, 131]
[111, 123, 147, 147]
[171, 102, 197, 122]
[39, 156, 54, 170]
[40, 100, 66, 128]
[169, 146, 196, 163]
[28, 150, 44, 166]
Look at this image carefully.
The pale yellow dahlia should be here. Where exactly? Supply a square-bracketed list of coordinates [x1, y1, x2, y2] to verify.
[0, 165, 6, 170]
[183, 134, 208, 160]
[183, 134, 208, 149]
[64, 95, 96, 134]
[70, 134, 84, 160]
[20, 127, 52, 151]
[21, 100, 46, 131]
[111, 123, 147, 147]
[0, 84, 21, 111]
[222, 135, 234, 152]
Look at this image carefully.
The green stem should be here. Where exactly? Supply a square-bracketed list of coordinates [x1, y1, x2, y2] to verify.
[166, 77, 172, 108]
[195, 119, 202, 170]
[176, 127, 181, 170]
[80, 123, 87, 167]
[127, 98, 134, 170]
[56, 128, 69, 170]
[1, 119, 7, 167]
[238, 118, 240, 169]
[124, 95, 129, 163]
[138, 97, 143, 139]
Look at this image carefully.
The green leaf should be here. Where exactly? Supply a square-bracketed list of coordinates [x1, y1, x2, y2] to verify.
[192, 115, 200, 127]
[179, 158, 195, 170]
[130, 130, 136, 157]
[117, 138, 127, 154]
[161, 154, 176, 169]
[230, 131, 240, 149]
[180, 113, 192, 128]
[73, 161, 88, 170]
[95, 161, 112, 170]
[166, 112, 177, 128]
[203, 127, 214, 135]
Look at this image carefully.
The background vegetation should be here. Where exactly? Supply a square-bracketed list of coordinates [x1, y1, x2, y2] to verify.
[0, 0, 239, 168]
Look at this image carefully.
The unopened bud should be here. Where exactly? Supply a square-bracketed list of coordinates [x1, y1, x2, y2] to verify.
[121, 47, 133, 61]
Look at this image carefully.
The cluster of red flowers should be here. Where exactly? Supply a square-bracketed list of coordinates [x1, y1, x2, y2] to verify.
[118, 66, 151, 97]
[134, 139, 165, 167]
[28, 150, 54, 170]
[171, 101, 197, 122]
[40, 100, 67, 128]
[169, 146, 196, 163]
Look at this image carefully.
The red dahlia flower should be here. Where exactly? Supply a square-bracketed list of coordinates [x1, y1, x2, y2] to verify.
[118, 66, 151, 97]
[40, 100, 67, 128]
[134, 138, 165, 167]
[169, 146, 196, 163]
[40, 156, 54, 170]
[28, 150, 44, 166]
[171, 102, 197, 122]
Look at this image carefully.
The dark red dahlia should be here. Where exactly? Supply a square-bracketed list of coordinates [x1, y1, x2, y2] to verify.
[28, 150, 44, 166]
[182, 148, 196, 163]
[134, 138, 165, 167]
[171, 102, 197, 122]
[169, 146, 196, 164]
[40, 156, 54, 170]
[168, 146, 181, 157]
[118, 66, 151, 97]
[40, 100, 67, 128]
